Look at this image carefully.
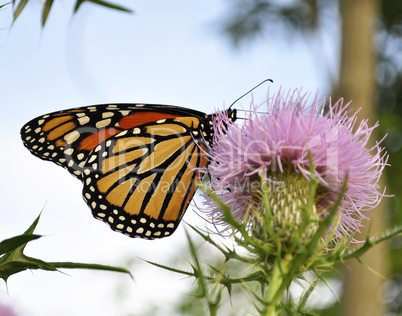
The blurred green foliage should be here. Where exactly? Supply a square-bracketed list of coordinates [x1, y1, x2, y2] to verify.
[9, 0, 132, 26]
[0, 213, 132, 282]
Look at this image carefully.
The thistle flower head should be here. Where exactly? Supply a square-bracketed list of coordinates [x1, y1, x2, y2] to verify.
[201, 89, 388, 245]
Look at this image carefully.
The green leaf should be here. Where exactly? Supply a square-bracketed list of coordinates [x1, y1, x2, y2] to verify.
[23, 212, 41, 235]
[296, 276, 319, 312]
[341, 224, 402, 261]
[74, 0, 132, 13]
[144, 259, 194, 277]
[73, 0, 84, 13]
[87, 0, 132, 12]
[0, 244, 58, 282]
[42, 0, 54, 27]
[13, 0, 28, 22]
[0, 2, 11, 10]
[0, 213, 132, 282]
[48, 262, 133, 278]
[0, 234, 41, 256]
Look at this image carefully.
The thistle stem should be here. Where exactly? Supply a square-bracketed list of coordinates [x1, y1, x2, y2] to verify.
[263, 254, 292, 316]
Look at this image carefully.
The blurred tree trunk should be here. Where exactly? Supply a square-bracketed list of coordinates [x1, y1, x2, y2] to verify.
[337, 0, 389, 315]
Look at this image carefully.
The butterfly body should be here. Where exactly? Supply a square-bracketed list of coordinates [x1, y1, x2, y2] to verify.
[21, 104, 236, 239]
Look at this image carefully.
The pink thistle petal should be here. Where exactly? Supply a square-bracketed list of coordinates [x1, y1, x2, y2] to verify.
[200, 88, 389, 240]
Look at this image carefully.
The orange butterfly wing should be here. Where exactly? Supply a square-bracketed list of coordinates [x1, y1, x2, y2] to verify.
[21, 104, 189, 178]
[82, 117, 208, 238]
[21, 104, 237, 239]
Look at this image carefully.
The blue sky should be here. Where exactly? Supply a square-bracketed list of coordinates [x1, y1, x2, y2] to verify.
[0, 1, 337, 315]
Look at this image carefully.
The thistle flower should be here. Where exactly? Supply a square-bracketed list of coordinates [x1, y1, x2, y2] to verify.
[201, 89, 388, 246]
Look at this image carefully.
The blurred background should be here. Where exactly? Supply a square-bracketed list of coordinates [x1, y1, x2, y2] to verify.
[0, 0, 401, 315]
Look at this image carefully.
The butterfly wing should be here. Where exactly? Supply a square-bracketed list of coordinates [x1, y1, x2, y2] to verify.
[21, 103, 237, 239]
[20, 104, 207, 179]
[81, 116, 209, 238]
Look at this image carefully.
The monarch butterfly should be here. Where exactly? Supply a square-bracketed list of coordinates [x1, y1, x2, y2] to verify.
[21, 104, 237, 239]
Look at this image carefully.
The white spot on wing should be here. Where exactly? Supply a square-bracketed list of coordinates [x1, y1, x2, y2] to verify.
[118, 130, 128, 136]
[96, 119, 111, 128]
[102, 112, 114, 118]
[78, 116, 90, 125]
[64, 130, 80, 144]
[64, 148, 74, 155]
[88, 155, 97, 164]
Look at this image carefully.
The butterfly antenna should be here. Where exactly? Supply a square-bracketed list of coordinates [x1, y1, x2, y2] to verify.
[228, 79, 273, 109]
